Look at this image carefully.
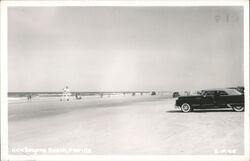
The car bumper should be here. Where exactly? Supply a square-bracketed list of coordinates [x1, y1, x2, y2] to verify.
[175, 105, 181, 109]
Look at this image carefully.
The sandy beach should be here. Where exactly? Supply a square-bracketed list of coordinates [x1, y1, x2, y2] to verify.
[8, 95, 244, 155]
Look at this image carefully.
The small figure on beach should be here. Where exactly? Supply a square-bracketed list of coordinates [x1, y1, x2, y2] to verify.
[61, 86, 70, 101]
[27, 95, 32, 101]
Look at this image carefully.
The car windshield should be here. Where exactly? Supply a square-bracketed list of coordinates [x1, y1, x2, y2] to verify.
[224, 89, 242, 95]
[200, 90, 206, 96]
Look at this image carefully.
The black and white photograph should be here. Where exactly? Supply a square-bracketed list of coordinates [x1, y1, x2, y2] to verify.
[1, 1, 249, 161]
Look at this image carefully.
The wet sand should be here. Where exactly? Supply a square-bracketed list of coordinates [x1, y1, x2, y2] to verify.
[8, 95, 244, 155]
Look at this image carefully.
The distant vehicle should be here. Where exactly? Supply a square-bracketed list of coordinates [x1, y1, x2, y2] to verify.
[172, 92, 180, 98]
[151, 91, 156, 95]
[175, 89, 244, 112]
[75, 93, 82, 100]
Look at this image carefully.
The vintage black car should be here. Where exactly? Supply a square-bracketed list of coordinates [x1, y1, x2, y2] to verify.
[175, 89, 244, 112]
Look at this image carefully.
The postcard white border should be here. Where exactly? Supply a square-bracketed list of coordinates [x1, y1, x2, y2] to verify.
[1, 1, 249, 161]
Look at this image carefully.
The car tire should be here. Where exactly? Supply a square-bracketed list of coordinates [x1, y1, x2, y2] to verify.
[181, 103, 192, 113]
[232, 106, 244, 112]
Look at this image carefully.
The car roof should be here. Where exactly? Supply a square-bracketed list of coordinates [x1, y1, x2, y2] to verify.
[202, 88, 242, 95]
[202, 88, 226, 91]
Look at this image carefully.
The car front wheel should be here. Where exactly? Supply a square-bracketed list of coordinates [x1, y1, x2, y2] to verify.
[181, 103, 192, 113]
[232, 106, 244, 112]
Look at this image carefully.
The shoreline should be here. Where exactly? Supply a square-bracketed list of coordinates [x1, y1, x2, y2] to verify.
[8, 93, 173, 104]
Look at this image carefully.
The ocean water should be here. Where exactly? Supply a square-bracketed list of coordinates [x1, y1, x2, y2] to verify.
[8, 91, 173, 103]
[8, 92, 109, 98]
[8, 91, 159, 98]
[8, 92, 62, 98]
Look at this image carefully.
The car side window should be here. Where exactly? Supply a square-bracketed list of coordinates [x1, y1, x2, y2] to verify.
[218, 91, 228, 96]
[206, 91, 215, 96]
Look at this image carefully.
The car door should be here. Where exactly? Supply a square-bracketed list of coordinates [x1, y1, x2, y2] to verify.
[215, 90, 228, 106]
[201, 91, 216, 107]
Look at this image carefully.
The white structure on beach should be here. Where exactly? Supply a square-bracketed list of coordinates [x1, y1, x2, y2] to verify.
[61, 86, 71, 101]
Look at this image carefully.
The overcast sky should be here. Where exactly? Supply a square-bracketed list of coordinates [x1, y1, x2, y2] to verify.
[8, 7, 244, 92]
